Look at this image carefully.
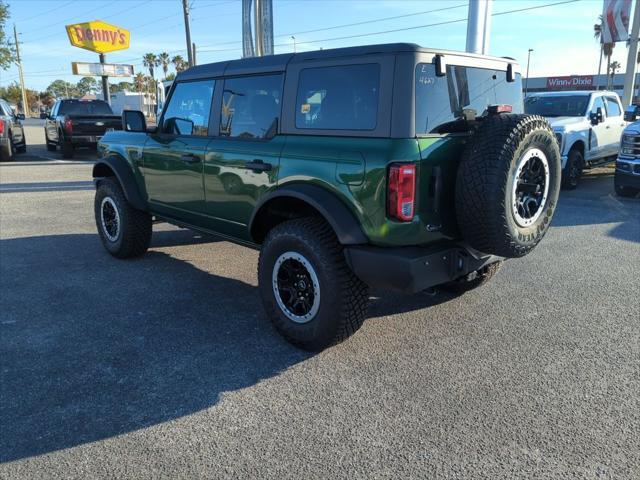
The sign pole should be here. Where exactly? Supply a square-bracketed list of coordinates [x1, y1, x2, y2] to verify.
[622, 0, 640, 106]
[99, 53, 110, 104]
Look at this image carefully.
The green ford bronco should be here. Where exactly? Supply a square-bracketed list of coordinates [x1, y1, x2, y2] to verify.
[93, 43, 561, 350]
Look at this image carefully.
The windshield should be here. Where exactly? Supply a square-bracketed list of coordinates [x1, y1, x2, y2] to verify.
[59, 100, 113, 115]
[415, 63, 523, 134]
[524, 95, 589, 117]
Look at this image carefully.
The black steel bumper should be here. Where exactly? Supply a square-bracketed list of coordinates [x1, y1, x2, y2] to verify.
[344, 244, 502, 294]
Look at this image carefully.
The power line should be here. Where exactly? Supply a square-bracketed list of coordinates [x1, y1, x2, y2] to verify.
[14, 0, 77, 24]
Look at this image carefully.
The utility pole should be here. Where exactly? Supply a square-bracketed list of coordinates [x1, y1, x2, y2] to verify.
[13, 24, 29, 118]
[192, 42, 197, 66]
[622, 0, 640, 106]
[525, 48, 533, 96]
[182, 0, 194, 67]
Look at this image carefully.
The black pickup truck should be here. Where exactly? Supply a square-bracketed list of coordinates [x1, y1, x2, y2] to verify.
[44, 99, 122, 158]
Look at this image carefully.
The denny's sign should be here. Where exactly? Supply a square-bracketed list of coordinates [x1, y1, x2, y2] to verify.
[65, 20, 130, 54]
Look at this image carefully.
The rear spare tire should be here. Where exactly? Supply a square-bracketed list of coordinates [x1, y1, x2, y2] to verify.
[455, 114, 561, 258]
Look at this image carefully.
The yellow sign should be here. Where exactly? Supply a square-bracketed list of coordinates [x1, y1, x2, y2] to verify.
[65, 20, 130, 54]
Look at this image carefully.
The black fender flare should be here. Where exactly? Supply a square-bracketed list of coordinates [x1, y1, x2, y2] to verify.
[93, 155, 147, 210]
[249, 183, 368, 245]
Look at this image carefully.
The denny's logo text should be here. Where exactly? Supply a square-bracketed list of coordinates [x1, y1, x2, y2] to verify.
[65, 20, 130, 54]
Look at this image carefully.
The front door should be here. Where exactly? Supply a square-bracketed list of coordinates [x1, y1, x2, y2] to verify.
[203, 74, 284, 240]
[588, 96, 608, 161]
[142, 79, 216, 223]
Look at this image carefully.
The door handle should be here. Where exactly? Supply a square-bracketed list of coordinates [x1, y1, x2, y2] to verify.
[244, 159, 272, 173]
[180, 153, 201, 164]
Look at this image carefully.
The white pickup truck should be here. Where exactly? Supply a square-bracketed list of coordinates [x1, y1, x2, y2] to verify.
[524, 90, 627, 189]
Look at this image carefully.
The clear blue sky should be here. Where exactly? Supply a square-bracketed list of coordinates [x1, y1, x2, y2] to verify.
[0, 0, 628, 91]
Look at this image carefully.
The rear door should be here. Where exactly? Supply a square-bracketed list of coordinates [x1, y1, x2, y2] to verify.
[203, 73, 284, 240]
[142, 79, 216, 223]
[603, 95, 626, 156]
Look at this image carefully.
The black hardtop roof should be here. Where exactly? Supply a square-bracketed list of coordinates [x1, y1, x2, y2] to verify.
[177, 42, 516, 81]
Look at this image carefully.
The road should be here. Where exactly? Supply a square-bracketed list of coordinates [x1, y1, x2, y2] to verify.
[1, 121, 639, 479]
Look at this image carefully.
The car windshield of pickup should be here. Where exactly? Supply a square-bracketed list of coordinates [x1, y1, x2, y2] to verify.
[59, 100, 113, 115]
[524, 95, 589, 117]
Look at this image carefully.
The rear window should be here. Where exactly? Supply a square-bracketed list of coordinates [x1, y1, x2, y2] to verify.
[295, 64, 379, 130]
[59, 100, 113, 115]
[415, 63, 523, 134]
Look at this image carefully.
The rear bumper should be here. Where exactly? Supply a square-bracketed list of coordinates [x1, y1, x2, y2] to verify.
[67, 135, 102, 145]
[344, 244, 502, 294]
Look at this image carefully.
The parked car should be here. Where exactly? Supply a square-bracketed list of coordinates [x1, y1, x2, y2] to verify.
[0, 98, 27, 162]
[524, 90, 627, 189]
[93, 43, 561, 350]
[44, 99, 122, 158]
[614, 121, 640, 197]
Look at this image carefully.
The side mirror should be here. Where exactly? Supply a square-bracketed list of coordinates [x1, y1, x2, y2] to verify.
[16, 113, 25, 120]
[590, 107, 604, 125]
[624, 106, 640, 122]
[122, 110, 147, 132]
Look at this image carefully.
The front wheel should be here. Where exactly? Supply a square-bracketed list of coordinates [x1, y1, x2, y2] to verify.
[258, 218, 369, 351]
[561, 148, 584, 190]
[94, 178, 152, 258]
[614, 178, 639, 198]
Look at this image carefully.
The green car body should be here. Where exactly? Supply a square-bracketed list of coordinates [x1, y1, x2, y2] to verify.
[93, 43, 559, 349]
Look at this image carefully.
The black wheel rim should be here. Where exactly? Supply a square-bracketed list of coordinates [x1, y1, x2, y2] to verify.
[100, 197, 120, 242]
[512, 148, 550, 227]
[272, 252, 320, 323]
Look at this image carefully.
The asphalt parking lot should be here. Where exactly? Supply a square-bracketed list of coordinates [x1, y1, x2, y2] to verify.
[1, 121, 639, 479]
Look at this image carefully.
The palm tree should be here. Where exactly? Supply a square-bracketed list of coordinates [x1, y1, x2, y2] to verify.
[594, 15, 615, 89]
[158, 52, 170, 80]
[172, 55, 188, 73]
[610, 60, 621, 86]
[134, 72, 146, 113]
[142, 53, 159, 80]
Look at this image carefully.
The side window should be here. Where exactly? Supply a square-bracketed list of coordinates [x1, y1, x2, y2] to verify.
[162, 79, 215, 136]
[605, 97, 621, 117]
[591, 96, 606, 117]
[220, 74, 282, 139]
[50, 101, 58, 117]
[295, 64, 380, 130]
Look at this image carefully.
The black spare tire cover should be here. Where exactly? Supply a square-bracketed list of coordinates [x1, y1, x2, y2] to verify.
[455, 114, 561, 258]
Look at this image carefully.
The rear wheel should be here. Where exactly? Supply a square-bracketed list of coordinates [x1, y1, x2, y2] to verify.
[258, 217, 369, 351]
[61, 140, 74, 159]
[441, 261, 503, 293]
[94, 178, 152, 258]
[561, 148, 584, 190]
[0, 135, 15, 161]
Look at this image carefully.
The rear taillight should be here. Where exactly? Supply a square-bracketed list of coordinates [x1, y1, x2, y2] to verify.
[388, 163, 416, 222]
[0, 120, 4, 135]
[63, 117, 73, 134]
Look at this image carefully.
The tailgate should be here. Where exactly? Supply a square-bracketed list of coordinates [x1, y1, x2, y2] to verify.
[69, 115, 122, 135]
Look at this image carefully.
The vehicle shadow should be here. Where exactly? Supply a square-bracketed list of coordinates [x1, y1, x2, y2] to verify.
[552, 167, 640, 243]
[0, 231, 310, 463]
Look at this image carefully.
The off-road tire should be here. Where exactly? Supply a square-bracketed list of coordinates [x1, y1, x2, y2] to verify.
[94, 178, 152, 259]
[441, 261, 503, 293]
[61, 140, 74, 159]
[614, 178, 639, 198]
[258, 217, 369, 351]
[455, 114, 561, 258]
[561, 148, 584, 190]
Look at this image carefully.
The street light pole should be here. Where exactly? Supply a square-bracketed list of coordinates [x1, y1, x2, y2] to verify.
[291, 36, 296, 53]
[525, 48, 533, 96]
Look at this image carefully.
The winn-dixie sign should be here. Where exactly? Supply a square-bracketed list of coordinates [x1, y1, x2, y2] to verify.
[546, 75, 594, 90]
[65, 20, 130, 54]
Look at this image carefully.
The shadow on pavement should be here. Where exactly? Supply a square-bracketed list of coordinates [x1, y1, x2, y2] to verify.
[552, 168, 640, 243]
[0, 231, 311, 463]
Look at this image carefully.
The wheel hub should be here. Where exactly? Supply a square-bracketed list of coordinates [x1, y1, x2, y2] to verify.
[272, 252, 320, 324]
[511, 148, 550, 227]
[100, 196, 120, 242]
